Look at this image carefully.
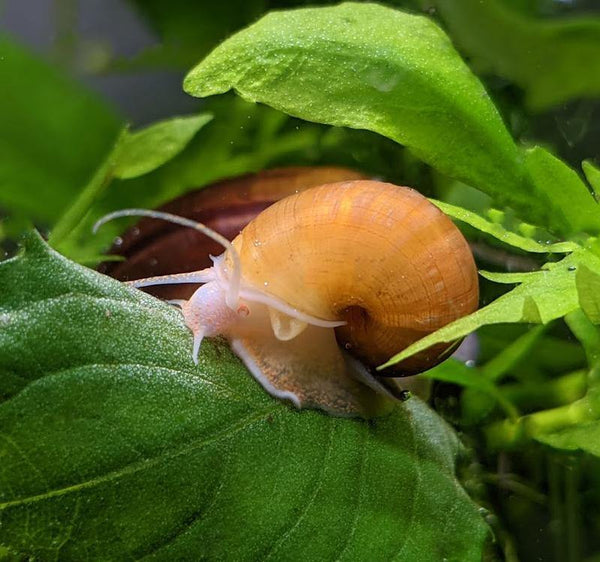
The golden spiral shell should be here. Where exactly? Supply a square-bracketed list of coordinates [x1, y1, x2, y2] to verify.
[230, 179, 479, 373]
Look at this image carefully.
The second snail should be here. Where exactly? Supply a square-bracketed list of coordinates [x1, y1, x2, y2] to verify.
[98, 176, 479, 417]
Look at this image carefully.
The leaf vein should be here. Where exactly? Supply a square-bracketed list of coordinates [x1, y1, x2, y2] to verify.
[0, 407, 278, 511]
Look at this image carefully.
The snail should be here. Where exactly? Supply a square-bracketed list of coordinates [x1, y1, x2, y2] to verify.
[96, 179, 479, 417]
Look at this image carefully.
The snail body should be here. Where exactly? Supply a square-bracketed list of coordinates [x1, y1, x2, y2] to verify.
[97, 180, 478, 417]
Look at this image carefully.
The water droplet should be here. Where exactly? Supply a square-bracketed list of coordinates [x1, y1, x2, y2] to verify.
[344, 342, 352, 350]
[263, 281, 269, 287]
[253, 240, 262, 247]
[113, 236, 123, 247]
[465, 359, 476, 368]
[568, 266, 577, 271]
[149, 258, 158, 267]
[130, 227, 140, 237]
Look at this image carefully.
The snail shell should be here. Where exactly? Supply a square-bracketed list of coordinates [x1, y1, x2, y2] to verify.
[101, 178, 478, 417]
[230, 180, 478, 375]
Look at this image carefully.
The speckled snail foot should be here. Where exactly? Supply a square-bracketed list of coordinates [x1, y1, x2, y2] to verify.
[98, 175, 478, 417]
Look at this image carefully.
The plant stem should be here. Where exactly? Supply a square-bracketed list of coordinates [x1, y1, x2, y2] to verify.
[500, 370, 587, 411]
[565, 459, 581, 562]
[485, 396, 596, 450]
[49, 127, 128, 249]
[548, 455, 564, 562]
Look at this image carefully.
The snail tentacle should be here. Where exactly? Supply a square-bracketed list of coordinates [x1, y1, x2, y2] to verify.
[125, 269, 216, 289]
[94, 209, 242, 309]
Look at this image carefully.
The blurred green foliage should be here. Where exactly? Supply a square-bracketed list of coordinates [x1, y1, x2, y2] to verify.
[1, 0, 600, 560]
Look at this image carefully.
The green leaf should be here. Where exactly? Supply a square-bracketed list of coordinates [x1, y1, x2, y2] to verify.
[583, 160, 600, 196]
[184, 3, 600, 237]
[459, 326, 546, 424]
[576, 265, 600, 324]
[380, 251, 600, 370]
[432, 199, 580, 253]
[486, 391, 600, 451]
[430, 0, 600, 110]
[537, 417, 600, 457]
[0, 34, 121, 224]
[524, 146, 600, 236]
[480, 325, 546, 382]
[425, 359, 518, 420]
[0, 233, 489, 560]
[114, 114, 213, 179]
[184, 4, 522, 213]
[565, 310, 600, 367]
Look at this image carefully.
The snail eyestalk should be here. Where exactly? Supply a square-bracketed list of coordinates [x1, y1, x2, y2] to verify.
[93, 209, 242, 308]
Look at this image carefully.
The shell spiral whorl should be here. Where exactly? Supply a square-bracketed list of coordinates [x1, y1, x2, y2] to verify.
[230, 180, 479, 373]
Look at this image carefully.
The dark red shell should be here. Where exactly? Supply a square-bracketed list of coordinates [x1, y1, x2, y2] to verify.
[100, 167, 366, 299]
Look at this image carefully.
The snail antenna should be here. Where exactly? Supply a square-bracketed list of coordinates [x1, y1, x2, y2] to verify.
[93, 209, 242, 309]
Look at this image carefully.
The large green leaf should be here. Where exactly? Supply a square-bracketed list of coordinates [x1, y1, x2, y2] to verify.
[0, 233, 489, 560]
[429, 0, 600, 110]
[0, 34, 121, 224]
[184, 2, 600, 237]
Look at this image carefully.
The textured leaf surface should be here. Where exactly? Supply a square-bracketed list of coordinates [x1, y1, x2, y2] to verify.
[0, 234, 488, 561]
[184, 2, 600, 237]
[430, 0, 600, 110]
[185, 4, 521, 213]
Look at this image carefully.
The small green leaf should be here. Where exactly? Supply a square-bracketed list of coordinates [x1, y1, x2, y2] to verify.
[537, 419, 600, 457]
[425, 359, 518, 420]
[565, 309, 600, 365]
[432, 199, 580, 253]
[430, 0, 600, 110]
[114, 114, 213, 179]
[0, 233, 489, 560]
[576, 265, 600, 324]
[583, 160, 600, 196]
[524, 147, 600, 236]
[478, 271, 539, 284]
[481, 325, 546, 382]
